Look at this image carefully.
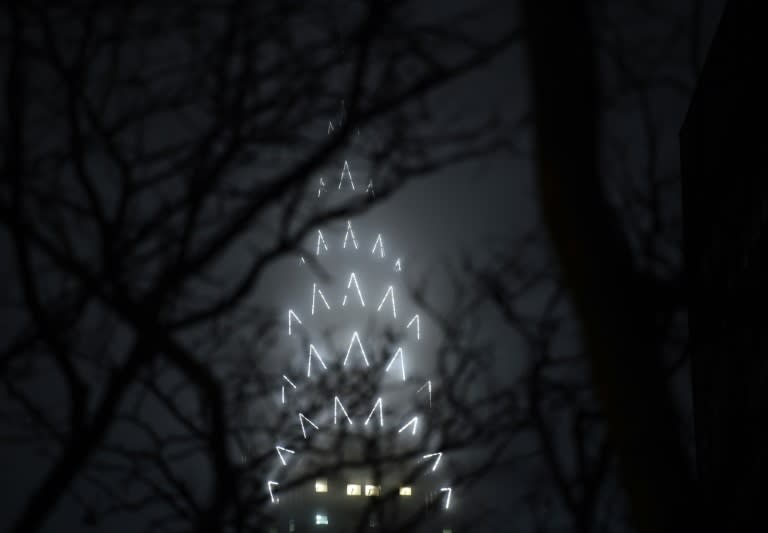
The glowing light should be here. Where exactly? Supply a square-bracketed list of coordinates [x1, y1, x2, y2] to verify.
[423, 452, 443, 471]
[334, 396, 353, 425]
[343, 331, 369, 366]
[283, 375, 297, 389]
[315, 479, 328, 493]
[398, 416, 418, 435]
[365, 397, 384, 427]
[288, 309, 302, 335]
[317, 177, 327, 198]
[366, 179, 374, 196]
[371, 234, 385, 258]
[316, 230, 329, 255]
[341, 272, 365, 307]
[343, 220, 359, 249]
[394, 258, 402, 272]
[300, 256, 306, 264]
[377, 285, 396, 318]
[339, 160, 355, 190]
[385, 347, 406, 381]
[275, 446, 295, 466]
[315, 514, 329, 525]
[364, 484, 381, 496]
[307, 344, 328, 378]
[407, 314, 420, 340]
[327, 121, 334, 134]
[347, 484, 362, 496]
[312, 283, 331, 315]
[400, 486, 412, 496]
[267, 481, 279, 503]
[298, 413, 319, 439]
[418, 380, 432, 407]
[440, 487, 452, 509]
[281, 385, 285, 404]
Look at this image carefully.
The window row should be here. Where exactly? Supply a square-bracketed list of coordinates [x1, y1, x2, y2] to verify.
[313, 479, 412, 496]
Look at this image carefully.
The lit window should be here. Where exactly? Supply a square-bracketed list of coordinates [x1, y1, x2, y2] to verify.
[346, 484, 362, 496]
[315, 479, 328, 493]
[315, 514, 329, 525]
[399, 486, 412, 496]
[364, 484, 381, 496]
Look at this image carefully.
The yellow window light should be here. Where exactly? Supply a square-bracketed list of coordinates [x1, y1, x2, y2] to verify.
[346, 484, 362, 496]
[314, 479, 328, 493]
[399, 486, 412, 496]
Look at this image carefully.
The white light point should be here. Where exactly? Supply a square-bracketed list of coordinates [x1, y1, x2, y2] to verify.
[334, 396, 353, 425]
[365, 397, 384, 427]
[267, 481, 279, 503]
[300, 256, 306, 265]
[342, 272, 365, 307]
[299, 413, 319, 439]
[440, 487, 452, 509]
[377, 286, 396, 318]
[316, 230, 328, 256]
[307, 344, 328, 378]
[394, 258, 402, 272]
[423, 452, 443, 472]
[371, 234, 385, 258]
[311, 283, 331, 315]
[398, 416, 418, 435]
[343, 331, 369, 366]
[339, 160, 355, 190]
[385, 347, 406, 381]
[366, 179, 374, 196]
[418, 380, 432, 407]
[407, 314, 420, 340]
[276, 446, 295, 466]
[343, 220, 359, 250]
[288, 309, 302, 335]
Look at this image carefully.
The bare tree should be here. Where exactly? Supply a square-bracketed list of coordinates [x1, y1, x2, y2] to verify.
[0, 2, 517, 532]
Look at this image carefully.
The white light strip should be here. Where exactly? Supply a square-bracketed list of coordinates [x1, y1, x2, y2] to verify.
[371, 234, 385, 258]
[398, 416, 418, 435]
[343, 220, 359, 250]
[377, 285, 396, 318]
[276, 446, 295, 466]
[307, 344, 327, 377]
[288, 309, 302, 335]
[440, 487, 452, 509]
[423, 452, 443, 471]
[281, 385, 285, 404]
[339, 160, 355, 190]
[342, 272, 365, 307]
[417, 380, 432, 407]
[268, 481, 279, 503]
[394, 258, 402, 272]
[283, 375, 297, 389]
[407, 314, 420, 340]
[312, 283, 331, 315]
[343, 331, 369, 366]
[316, 230, 328, 255]
[364, 397, 384, 427]
[385, 347, 406, 381]
[299, 413, 319, 439]
[334, 396, 353, 425]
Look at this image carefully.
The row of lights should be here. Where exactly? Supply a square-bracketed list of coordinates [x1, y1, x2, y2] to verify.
[314, 479, 412, 496]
